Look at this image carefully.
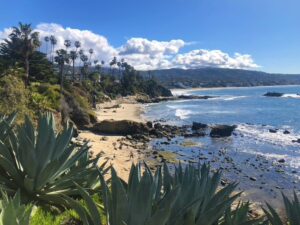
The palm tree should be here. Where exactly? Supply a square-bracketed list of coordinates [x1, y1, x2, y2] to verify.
[55, 49, 69, 93]
[44, 36, 50, 56]
[64, 40, 71, 50]
[80, 54, 89, 80]
[70, 50, 78, 80]
[110, 56, 117, 76]
[88, 48, 94, 63]
[0, 23, 41, 86]
[50, 35, 57, 63]
[74, 41, 81, 50]
[101, 60, 105, 73]
[117, 61, 122, 79]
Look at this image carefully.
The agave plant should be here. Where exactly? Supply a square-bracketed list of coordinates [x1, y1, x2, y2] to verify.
[0, 113, 101, 209]
[68, 162, 243, 225]
[220, 201, 262, 225]
[68, 164, 180, 225]
[263, 192, 300, 225]
[0, 190, 33, 225]
[162, 163, 241, 225]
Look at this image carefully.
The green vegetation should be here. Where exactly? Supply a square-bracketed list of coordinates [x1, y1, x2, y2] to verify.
[0, 113, 297, 224]
[144, 68, 300, 89]
[0, 191, 33, 225]
[0, 113, 100, 210]
[0, 22, 171, 127]
[0, 22, 299, 225]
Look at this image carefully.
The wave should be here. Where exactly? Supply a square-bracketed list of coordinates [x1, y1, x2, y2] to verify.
[223, 96, 247, 101]
[205, 95, 247, 101]
[171, 89, 192, 96]
[175, 109, 193, 119]
[236, 124, 300, 147]
[282, 94, 300, 99]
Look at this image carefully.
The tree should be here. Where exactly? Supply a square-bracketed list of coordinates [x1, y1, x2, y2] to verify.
[74, 41, 81, 50]
[80, 54, 89, 80]
[0, 23, 41, 86]
[55, 49, 69, 93]
[44, 36, 50, 56]
[49, 35, 57, 63]
[109, 56, 117, 76]
[70, 50, 78, 80]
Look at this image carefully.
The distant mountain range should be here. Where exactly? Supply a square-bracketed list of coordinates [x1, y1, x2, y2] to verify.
[140, 68, 300, 89]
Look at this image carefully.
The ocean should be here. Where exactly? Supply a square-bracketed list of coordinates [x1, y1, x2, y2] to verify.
[144, 85, 300, 205]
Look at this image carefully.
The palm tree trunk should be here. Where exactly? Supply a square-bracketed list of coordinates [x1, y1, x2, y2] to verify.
[72, 60, 75, 81]
[60, 64, 64, 94]
[25, 57, 30, 87]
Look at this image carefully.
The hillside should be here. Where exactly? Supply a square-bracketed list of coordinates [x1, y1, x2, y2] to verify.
[142, 68, 300, 88]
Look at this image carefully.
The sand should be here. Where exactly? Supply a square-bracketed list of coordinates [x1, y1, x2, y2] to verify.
[78, 96, 147, 180]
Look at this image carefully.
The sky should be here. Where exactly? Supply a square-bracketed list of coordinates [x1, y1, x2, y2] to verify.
[0, 0, 300, 73]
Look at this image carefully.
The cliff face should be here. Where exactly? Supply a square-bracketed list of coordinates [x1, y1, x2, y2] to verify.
[141, 68, 300, 88]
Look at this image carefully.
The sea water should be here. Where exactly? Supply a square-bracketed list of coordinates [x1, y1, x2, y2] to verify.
[144, 85, 300, 205]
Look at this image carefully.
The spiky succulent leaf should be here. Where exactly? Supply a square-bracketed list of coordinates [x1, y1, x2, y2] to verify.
[0, 190, 33, 225]
[0, 113, 100, 209]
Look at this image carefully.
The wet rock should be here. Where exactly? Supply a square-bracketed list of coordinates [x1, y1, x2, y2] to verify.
[210, 125, 237, 137]
[264, 92, 284, 97]
[154, 123, 163, 130]
[146, 121, 153, 128]
[292, 139, 300, 143]
[278, 159, 285, 163]
[192, 122, 208, 130]
[92, 120, 150, 135]
[269, 129, 278, 133]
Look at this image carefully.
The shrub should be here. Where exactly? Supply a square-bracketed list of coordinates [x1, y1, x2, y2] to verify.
[0, 113, 101, 210]
[67, 163, 243, 225]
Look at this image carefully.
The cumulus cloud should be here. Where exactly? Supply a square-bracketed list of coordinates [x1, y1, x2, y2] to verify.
[0, 23, 259, 70]
[119, 38, 185, 55]
[0, 27, 13, 43]
[173, 50, 258, 69]
[35, 23, 117, 62]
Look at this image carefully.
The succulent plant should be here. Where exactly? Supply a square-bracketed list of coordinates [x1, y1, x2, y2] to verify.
[263, 192, 300, 225]
[0, 190, 33, 225]
[220, 201, 262, 225]
[68, 162, 244, 225]
[0, 113, 100, 209]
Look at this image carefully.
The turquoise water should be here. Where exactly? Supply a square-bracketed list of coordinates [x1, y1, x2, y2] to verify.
[145, 85, 300, 204]
[146, 85, 300, 130]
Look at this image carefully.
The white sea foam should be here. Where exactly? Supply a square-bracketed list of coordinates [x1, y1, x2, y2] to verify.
[282, 94, 300, 99]
[223, 96, 247, 101]
[171, 89, 192, 96]
[236, 124, 300, 147]
[175, 109, 192, 119]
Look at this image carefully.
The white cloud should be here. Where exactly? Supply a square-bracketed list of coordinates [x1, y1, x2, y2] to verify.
[173, 50, 259, 69]
[119, 38, 185, 55]
[35, 23, 117, 63]
[0, 27, 13, 43]
[0, 23, 259, 70]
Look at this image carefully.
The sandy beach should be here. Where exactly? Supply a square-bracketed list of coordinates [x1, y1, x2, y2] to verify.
[78, 96, 147, 180]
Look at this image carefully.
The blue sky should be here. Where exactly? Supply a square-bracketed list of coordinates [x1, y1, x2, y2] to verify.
[0, 0, 300, 73]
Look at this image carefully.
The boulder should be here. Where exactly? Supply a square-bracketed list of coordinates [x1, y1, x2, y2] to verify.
[192, 122, 208, 130]
[92, 120, 150, 135]
[210, 125, 237, 138]
[263, 92, 284, 97]
[269, 129, 277, 133]
[146, 121, 153, 128]
[154, 123, 163, 130]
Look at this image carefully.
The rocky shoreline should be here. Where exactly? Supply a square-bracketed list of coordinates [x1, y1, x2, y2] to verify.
[72, 95, 300, 211]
